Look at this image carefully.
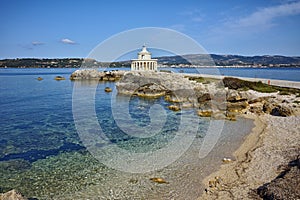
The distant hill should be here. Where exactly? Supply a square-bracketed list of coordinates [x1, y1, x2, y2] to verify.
[155, 54, 300, 67]
[1, 54, 300, 68]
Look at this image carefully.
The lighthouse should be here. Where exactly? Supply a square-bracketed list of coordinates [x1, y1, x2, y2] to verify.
[131, 45, 158, 71]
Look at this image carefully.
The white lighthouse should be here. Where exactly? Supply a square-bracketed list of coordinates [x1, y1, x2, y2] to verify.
[131, 45, 158, 71]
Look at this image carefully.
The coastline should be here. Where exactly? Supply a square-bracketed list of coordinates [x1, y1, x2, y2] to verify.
[199, 113, 300, 199]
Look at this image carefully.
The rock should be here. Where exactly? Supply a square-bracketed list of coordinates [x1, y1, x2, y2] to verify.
[263, 103, 293, 117]
[104, 87, 112, 92]
[249, 104, 264, 114]
[54, 76, 65, 81]
[116, 71, 198, 102]
[198, 93, 211, 103]
[248, 96, 274, 104]
[70, 69, 126, 80]
[225, 112, 237, 121]
[226, 90, 247, 102]
[37, 77, 43, 81]
[168, 105, 181, 111]
[0, 189, 28, 200]
[222, 158, 233, 163]
[227, 101, 249, 112]
[150, 177, 169, 184]
[198, 110, 213, 117]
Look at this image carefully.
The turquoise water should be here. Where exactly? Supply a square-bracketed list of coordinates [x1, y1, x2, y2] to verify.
[0, 68, 256, 199]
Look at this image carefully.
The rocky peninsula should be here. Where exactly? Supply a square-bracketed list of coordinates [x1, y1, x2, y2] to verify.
[68, 69, 300, 199]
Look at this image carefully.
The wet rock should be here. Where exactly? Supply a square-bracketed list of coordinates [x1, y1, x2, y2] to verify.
[168, 105, 181, 111]
[54, 76, 65, 81]
[198, 110, 212, 117]
[104, 87, 112, 93]
[0, 189, 28, 200]
[150, 177, 169, 184]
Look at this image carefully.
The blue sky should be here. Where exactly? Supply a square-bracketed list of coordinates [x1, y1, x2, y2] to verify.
[1, 0, 300, 59]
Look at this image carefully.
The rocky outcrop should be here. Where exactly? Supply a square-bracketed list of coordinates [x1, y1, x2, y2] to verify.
[0, 190, 28, 200]
[116, 71, 205, 105]
[70, 69, 125, 81]
[116, 71, 300, 119]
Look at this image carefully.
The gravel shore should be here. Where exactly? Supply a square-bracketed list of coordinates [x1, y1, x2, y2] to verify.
[200, 113, 300, 199]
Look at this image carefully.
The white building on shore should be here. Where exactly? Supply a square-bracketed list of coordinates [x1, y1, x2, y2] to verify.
[131, 45, 157, 71]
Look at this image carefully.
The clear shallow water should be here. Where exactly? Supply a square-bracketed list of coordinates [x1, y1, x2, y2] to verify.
[0, 68, 255, 199]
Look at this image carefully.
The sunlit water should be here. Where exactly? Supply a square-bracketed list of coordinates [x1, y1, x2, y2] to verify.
[0, 68, 257, 199]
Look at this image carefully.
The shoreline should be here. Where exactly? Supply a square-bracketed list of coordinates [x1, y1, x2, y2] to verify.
[199, 113, 300, 199]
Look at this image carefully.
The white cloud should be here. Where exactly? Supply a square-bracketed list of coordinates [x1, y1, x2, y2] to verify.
[61, 38, 76, 44]
[229, 1, 300, 29]
[32, 41, 44, 46]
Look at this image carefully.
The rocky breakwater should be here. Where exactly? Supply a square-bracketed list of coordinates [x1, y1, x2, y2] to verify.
[70, 69, 126, 81]
[116, 72, 300, 119]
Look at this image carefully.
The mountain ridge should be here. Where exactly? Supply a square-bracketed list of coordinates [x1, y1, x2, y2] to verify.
[1, 54, 300, 68]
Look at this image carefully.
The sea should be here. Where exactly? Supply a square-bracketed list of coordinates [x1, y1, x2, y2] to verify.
[0, 67, 298, 199]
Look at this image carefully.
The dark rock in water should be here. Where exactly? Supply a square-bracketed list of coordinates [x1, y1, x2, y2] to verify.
[0, 189, 28, 200]
[54, 76, 65, 81]
[104, 87, 112, 92]
[257, 157, 300, 200]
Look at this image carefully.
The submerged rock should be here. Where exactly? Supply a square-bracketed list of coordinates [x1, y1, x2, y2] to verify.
[150, 177, 169, 184]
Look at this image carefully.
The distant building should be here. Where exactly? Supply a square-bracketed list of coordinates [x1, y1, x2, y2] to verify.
[131, 45, 157, 71]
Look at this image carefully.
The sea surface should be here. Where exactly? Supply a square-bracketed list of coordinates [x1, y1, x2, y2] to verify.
[162, 67, 300, 82]
[1, 67, 289, 199]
